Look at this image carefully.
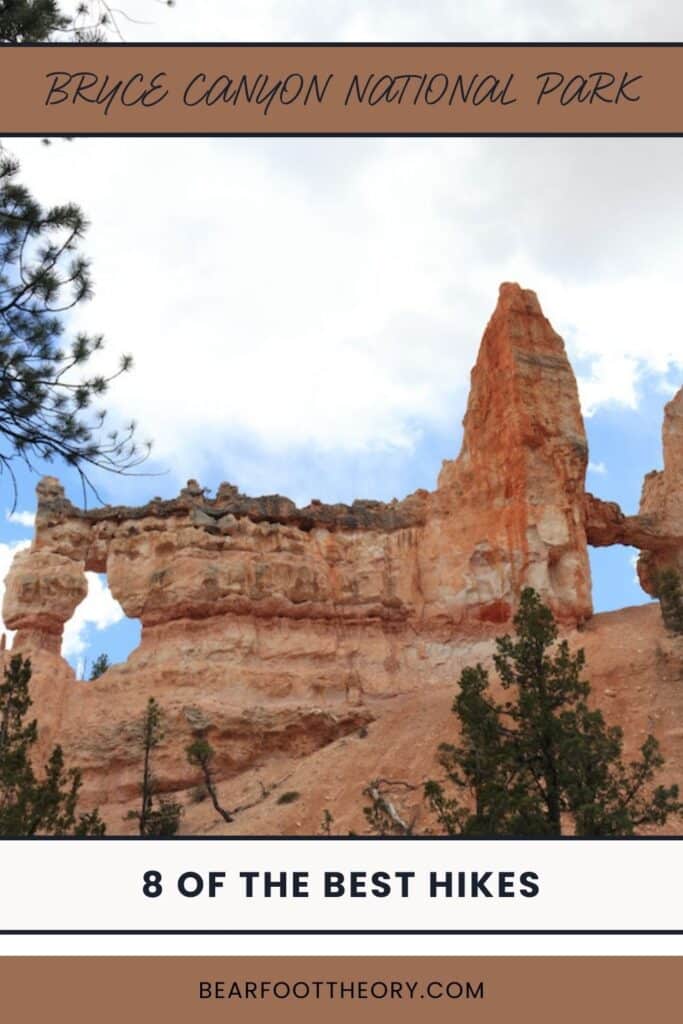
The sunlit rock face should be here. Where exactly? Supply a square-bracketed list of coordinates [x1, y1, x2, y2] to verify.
[2, 283, 681, 827]
[434, 282, 592, 625]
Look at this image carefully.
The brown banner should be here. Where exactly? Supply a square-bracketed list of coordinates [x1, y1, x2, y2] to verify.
[1, 956, 681, 1022]
[0, 44, 681, 134]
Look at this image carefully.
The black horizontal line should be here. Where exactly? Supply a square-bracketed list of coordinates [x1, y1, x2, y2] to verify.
[2, 42, 683, 48]
[1, 834, 683, 840]
[2, 134, 683, 139]
[1, 929, 680, 935]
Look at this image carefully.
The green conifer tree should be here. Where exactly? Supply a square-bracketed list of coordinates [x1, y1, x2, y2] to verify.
[88, 653, 110, 680]
[0, 0, 68, 43]
[127, 697, 182, 836]
[0, 2, 178, 499]
[426, 588, 683, 836]
[657, 568, 683, 635]
[186, 737, 234, 823]
[0, 653, 105, 835]
[0, 1, 176, 44]
[0, 156, 147, 501]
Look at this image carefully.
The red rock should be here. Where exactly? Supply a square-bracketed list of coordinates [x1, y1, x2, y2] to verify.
[637, 387, 683, 592]
[1, 284, 682, 832]
[434, 282, 591, 624]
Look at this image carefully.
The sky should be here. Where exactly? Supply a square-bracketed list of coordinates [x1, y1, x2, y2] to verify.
[1, 1, 682, 673]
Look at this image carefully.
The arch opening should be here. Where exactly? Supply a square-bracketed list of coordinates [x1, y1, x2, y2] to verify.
[588, 545, 651, 615]
[62, 572, 141, 680]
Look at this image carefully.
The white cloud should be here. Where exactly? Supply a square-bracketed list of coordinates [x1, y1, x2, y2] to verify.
[3, 4, 682, 498]
[58, 1, 683, 43]
[630, 552, 639, 586]
[5, 510, 36, 529]
[588, 461, 607, 476]
[62, 573, 125, 659]
[9, 134, 681, 485]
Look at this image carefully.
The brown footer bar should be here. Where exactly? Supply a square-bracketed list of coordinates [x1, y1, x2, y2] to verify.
[0, 956, 680, 1022]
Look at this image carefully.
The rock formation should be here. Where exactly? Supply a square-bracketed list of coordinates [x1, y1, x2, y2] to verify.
[2, 282, 682, 832]
[585, 385, 683, 593]
[436, 283, 591, 624]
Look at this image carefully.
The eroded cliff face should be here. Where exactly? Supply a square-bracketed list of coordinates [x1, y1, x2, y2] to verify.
[2, 283, 683, 830]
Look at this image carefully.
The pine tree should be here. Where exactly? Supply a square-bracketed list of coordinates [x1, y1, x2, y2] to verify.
[0, 2, 178, 500]
[0, 653, 105, 835]
[0, 156, 148, 502]
[88, 653, 110, 680]
[657, 568, 683, 635]
[0, 1, 176, 44]
[425, 588, 683, 836]
[186, 737, 233, 823]
[127, 697, 182, 836]
[0, 0, 68, 43]
[425, 664, 543, 835]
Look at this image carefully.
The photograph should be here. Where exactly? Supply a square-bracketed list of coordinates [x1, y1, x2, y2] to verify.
[1, 4, 682, 845]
